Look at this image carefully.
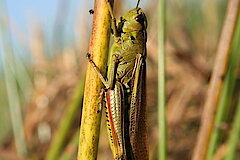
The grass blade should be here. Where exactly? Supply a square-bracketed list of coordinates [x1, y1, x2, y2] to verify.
[207, 10, 240, 160]
[192, 1, 240, 160]
[46, 76, 85, 160]
[0, 0, 27, 157]
[224, 97, 240, 160]
[158, 0, 167, 159]
[59, 131, 79, 160]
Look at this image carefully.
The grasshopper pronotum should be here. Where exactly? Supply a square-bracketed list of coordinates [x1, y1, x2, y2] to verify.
[87, 0, 148, 159]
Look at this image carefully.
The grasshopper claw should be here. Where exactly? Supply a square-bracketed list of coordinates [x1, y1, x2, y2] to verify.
[89, 9, 94, 15]
[86, 52, 91, 58]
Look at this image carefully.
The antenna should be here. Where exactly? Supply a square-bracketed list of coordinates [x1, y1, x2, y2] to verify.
[136, 0, 140, 8]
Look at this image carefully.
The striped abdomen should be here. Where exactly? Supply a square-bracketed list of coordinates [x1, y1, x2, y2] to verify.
[105, 82, 125, 159]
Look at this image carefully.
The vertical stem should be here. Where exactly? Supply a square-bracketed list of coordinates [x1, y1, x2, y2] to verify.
[224, 97, 240, 160]
[77, 0, 113, 159]
[207, 10, 240, 160]
[46, 77, 85, 160]
[158, 0, 167, 159]
[60, 131, 80, 160]
[192, 1, 240, 160]
[0, 0, 27, 157]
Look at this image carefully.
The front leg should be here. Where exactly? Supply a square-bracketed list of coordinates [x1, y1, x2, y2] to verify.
[86, 53, 109, 88]
[105, 0, 119, 38]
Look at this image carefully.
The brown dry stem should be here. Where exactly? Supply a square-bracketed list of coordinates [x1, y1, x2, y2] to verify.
[192, 1, 240, 160]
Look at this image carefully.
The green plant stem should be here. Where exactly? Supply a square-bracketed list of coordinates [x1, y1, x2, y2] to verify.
[46, 76, 85, 160]
[0, 0, 27, 157]
[192, 1, 240, 159]
[14, 56, 33, 103]
[77, 0, 113, 159]
[224, 97, 240, 160]
[59, 131, 79, 160]
[207, 10, 240, 160]
[158, 0, 167, 160]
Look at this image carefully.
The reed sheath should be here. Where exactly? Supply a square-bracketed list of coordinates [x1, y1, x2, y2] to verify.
[77, 0, 113, 159]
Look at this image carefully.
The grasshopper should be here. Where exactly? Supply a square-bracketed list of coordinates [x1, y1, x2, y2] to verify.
[87, 0, 148, 159]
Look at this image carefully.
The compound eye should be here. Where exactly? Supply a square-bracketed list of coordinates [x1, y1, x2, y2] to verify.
[135, 13, 145, 26]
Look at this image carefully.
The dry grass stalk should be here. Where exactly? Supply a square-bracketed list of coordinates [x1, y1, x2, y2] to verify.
[77, 0, 113, 159]
[192, 1, 240, 160]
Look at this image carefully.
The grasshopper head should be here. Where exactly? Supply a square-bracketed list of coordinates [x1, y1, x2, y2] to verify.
[120, 8, 147, 33]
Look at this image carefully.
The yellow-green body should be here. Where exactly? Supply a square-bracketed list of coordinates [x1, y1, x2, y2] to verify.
[87, 5, 148, 160]
[105, 7, 148, 160]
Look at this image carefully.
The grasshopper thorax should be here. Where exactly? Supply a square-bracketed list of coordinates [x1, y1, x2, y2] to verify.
[120, 8, 147, 33]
